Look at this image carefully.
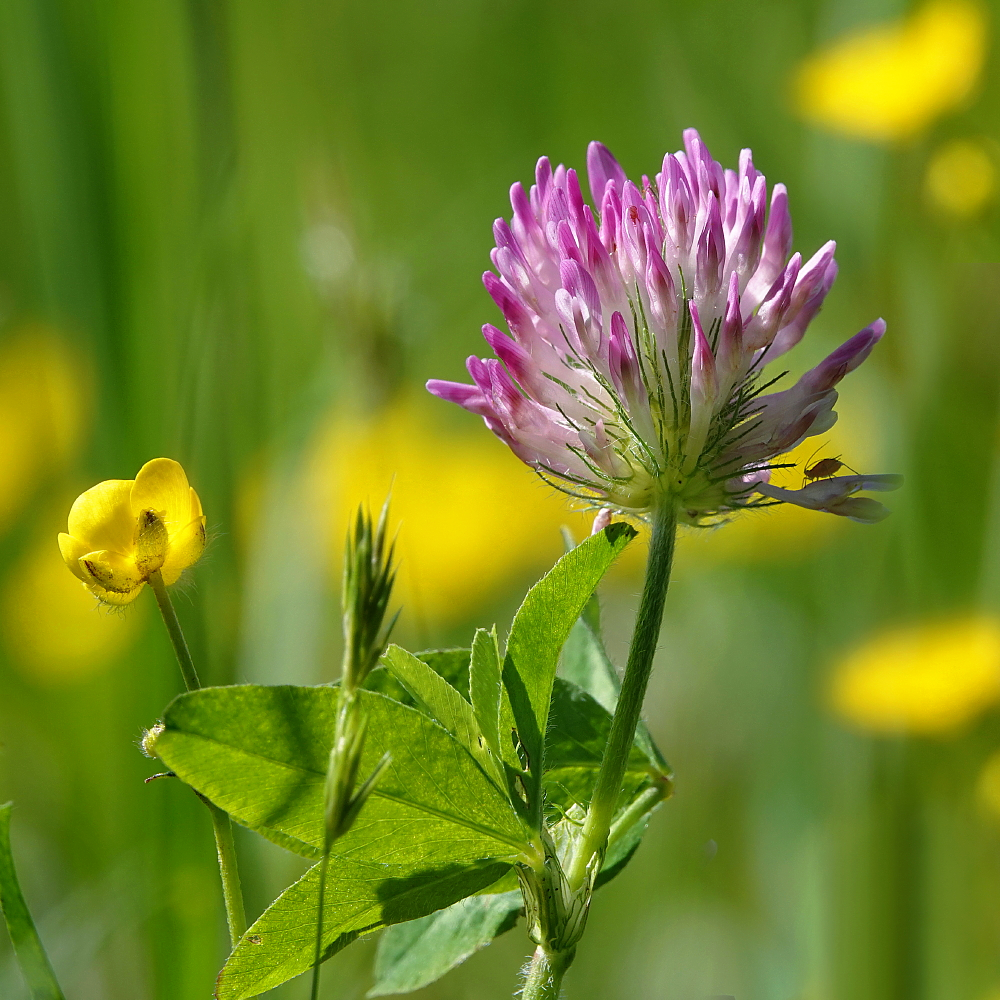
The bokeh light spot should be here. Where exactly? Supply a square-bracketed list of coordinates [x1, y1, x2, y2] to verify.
[2, 533, 144, 684]
[0, 327, 89, 535]
[925, 139, 996, 217]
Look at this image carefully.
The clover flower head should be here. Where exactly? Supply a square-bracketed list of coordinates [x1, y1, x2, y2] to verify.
[428, 129, 899, 524]
[58, 458, 206, 605]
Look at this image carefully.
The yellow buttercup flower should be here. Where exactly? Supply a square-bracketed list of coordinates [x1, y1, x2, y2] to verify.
[830, 616, 1000, 734]
[58, 458, 205, 605]
[795, 0, 988, 142]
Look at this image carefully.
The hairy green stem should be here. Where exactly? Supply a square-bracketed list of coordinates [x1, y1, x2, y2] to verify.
[149, 570, 247, 947]
[566, 500, 677, 889]
[206, 802, 248, 945]
[521, 946, 568, 1000]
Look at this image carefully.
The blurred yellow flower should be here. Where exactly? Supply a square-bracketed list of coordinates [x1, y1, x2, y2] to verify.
[0, 327, 88, 534]
[58, 459, 205, 605]
[925, 138, 996, 216]
[795, 0, 988, 141]
[2, 532, 144, 684]
[830, 616, 1000, 734]
[306, 401, 593, 627]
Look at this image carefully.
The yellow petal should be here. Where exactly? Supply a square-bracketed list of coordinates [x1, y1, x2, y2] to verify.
[130, 458, 193, 535]
[78, 549, 144, 595]
[58, 532, 91, 582]
[85, 580, 146, 606]
[66, 480, 136, 554]
[189, 485, 204, 521]
[160, 516, 206, 584]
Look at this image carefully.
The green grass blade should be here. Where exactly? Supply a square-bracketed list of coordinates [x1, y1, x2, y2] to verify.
[0, 803, 67, 1000]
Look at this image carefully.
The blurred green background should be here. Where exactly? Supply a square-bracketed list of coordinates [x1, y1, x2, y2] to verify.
[0, 0, 999, 998]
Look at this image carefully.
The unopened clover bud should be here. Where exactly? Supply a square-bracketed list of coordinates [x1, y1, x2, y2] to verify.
[341, 499, 399, 692]
[591, 508, 613, 535]
[58, 458, 206, 605]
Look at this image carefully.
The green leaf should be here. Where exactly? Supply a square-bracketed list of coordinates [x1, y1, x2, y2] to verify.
[360, 819, 651, 999]
[546, 678, 655, 772]
[560, 617, 664, 768]
[560, 618, 620, 716]
[363, 816, 653, 999]
[365, 689, 669, 998]
[416, 648, 471, 699]
[217, 856, 510, 1000]
[0, 803, 67, 1000]
[381, 646, 476, 745]
[152, 685, 527, 861]
[367, 890, 521, 996]
[363, 650, 472, 708]
[362, 665, 412, 705]
[380, 645, 500, 782]
[365, 673, 671, 997]
[544, 676, 671, 829]
[470, 627, 502, 762]
[502, 523, 636, 824]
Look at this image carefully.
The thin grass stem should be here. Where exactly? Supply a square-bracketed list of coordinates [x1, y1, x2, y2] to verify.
[148, 570, 247, 948]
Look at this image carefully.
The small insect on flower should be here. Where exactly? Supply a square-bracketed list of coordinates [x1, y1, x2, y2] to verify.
[58, 458, 206, 605]
[801, 445, 859, 486]
[428, 129, 901, 524]
[805, 457, 845, 480]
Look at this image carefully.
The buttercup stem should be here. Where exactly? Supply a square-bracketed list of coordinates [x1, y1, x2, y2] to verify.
[205, 801, 248, 945]
[567, 500, 677, 890]
[522, 946, 568, 1000]
[148, 570, 247, 947]
[148, 570, 201, 692]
